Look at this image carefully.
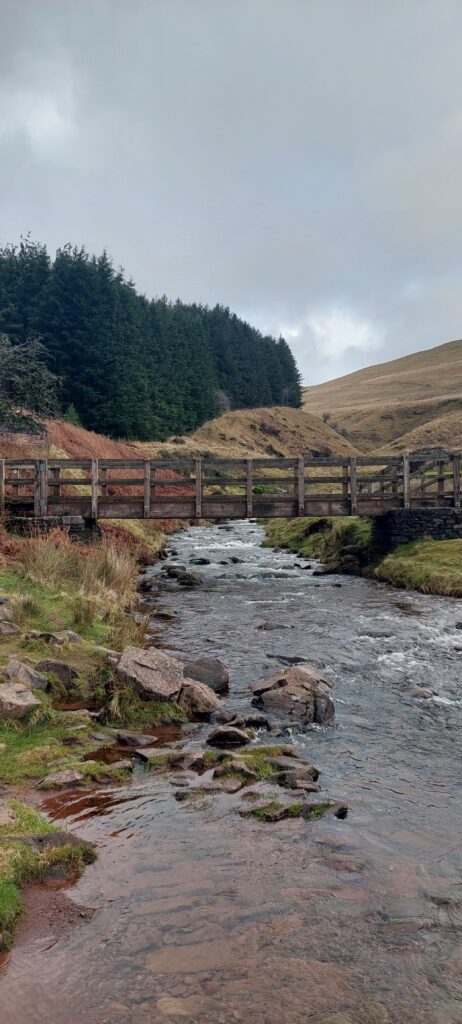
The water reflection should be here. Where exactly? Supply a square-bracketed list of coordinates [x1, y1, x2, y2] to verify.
[2, 521, 462, 1023]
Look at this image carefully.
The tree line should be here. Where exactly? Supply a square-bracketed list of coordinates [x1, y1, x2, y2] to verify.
[0, 238, 302, 440]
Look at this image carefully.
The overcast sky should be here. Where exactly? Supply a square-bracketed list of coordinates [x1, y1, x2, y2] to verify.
[1, 0, 461, 385]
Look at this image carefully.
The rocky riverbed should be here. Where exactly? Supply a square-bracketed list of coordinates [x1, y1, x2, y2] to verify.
[1, 520, 462, 1023]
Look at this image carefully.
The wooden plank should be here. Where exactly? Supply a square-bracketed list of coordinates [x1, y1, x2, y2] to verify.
[246, 459, 253, 517]
[437, 460, 445, 505]
[297, 456, 305, 515]
[195, 458, 202, 518]
[342, 463, 349, 498]
[402, 453, 410, 509]
[91, 459, 98, 518]
[0, 459, 4, 513]
[453, 454, 461, 508]
[39, 459, 48, 515]
[100, 466, 108, 498]
[349, 457, 357, 514]
[144, 461, 151, 518]
[50, 466, 60, 499]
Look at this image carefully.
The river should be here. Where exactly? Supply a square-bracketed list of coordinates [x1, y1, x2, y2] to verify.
[1, 521, 462, 1023]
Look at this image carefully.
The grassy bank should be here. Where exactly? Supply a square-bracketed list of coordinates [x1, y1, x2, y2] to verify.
[264, 518, 462, 597]
[0, 799, 95, 949]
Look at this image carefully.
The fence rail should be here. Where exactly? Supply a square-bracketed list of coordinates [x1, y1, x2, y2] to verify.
[0, 453, 460, 521]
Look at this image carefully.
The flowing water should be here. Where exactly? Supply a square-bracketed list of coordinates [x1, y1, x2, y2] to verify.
[2, 521, 462, 1023]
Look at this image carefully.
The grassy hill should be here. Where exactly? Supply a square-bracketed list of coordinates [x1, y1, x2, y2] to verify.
[139, 407, 358, 460]
[303, 338, 462, 451]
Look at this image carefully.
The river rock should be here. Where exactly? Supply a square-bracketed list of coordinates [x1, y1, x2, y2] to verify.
[177, 680, 221, 718]
[0, 801, 17, 827]
[35, 659, 79, 687]
[154, 607, 177, 620]
[251, 665, 335, 726]
[3, 658, 49, 692]
[0, 682, 42, 720]
[38, 769, 84, 789]
[266, 756, 319, 778]
[207, 725, 252, 747]
[177, 571, 203, 587]
[181, 656, 229, 694]
[28, 631, 64, 645]
[0, 606, 13, 622]
[165, 565, 186, 578]
[116, 646, 184, 700]
[190, 556, 210, 565]
[117, 729, 157, 747]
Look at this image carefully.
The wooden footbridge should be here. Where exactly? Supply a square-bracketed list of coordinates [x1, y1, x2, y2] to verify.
[1, 451, 461, 521]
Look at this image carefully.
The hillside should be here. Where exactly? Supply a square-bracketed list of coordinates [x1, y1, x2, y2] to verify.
[138, 406, 358, 460]
[303, 338, 462, 451]
[378, 409, 462, 454]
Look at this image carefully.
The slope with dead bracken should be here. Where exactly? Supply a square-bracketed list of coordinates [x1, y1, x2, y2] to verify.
[303, 338, 462, 452]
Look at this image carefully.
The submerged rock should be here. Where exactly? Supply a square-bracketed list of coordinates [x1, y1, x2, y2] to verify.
[116, 646, 184, 700]
[251, 665, 335, 726]
[207, 725, 252, 747]
[182, 656, 229, 694]
[0, 682, 42, 720]
[177, 571, 203, 587]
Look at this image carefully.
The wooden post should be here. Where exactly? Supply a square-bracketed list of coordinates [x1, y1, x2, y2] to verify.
[297, 457, 305, 516]
[453, 454, 461, 508]
[342, 462, 349, 499]
[349, 457, 357, 515]
[39, 459, 48, 516]
[402, 453, 410, 509]
[91, 459, 98, 518]
[50, 466, 60, 500]
[144, 461, 151, 518]
[438, 459, 445, 505]
[34, 461, 40, 515]
[195, 458, 202, 518]
[0, 460, 4, 514]
[246, 459, 253, 518]
[12, 467, 18, 500]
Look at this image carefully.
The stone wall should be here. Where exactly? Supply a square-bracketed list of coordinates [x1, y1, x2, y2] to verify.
[374, 508, 462, 551]
[8, 516, 101, 543]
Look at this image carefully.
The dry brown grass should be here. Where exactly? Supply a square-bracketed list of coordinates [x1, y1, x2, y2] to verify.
[303, 338, 462, 451]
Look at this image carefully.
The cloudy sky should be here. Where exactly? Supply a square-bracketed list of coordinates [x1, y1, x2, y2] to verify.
[1, 0, 461, 385]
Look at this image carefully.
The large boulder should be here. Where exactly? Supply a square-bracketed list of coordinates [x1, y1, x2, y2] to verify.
[251, 665, 335, 726]
[116, 646, 184, 701]
[181, 656, 229, 694]
[177, 680, 221, 718]
[4, 659, 49, 692]
[0, 682, 42, 721]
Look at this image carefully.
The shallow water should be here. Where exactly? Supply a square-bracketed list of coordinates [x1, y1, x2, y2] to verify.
[2, 521, 462, 1023]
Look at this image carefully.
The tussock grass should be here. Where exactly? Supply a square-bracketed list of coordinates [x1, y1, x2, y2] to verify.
[102, 681, 185, 728]
[373, 539, 462, 596]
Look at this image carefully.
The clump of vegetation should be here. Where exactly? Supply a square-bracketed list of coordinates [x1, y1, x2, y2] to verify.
[264, 517, 462, 597]
[373, 539, 462, 597]
[0, 798, 95, 950]
[239, 746, 287, 781]
[102, 682, 185, 729]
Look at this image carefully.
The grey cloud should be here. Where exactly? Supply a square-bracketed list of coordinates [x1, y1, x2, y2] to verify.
[1, 0, 462, 384]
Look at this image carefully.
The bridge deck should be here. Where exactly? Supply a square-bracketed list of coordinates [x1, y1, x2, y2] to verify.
[1, 453, 460, 520]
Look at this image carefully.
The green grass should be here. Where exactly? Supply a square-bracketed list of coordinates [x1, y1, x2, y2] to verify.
[0, 570, 108, 645]
[0, 799, 96, 949]
[104, 683, 185, 729]
[239, 746, 286, 781]
[373, 539, 462, 596]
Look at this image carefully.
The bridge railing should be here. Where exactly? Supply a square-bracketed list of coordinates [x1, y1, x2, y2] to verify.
[0, 452, 460, 520]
